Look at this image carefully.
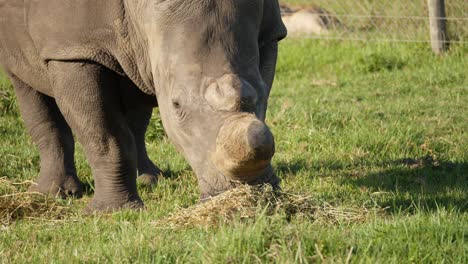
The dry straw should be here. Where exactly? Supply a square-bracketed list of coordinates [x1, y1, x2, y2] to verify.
[0, 177, 69, 226]
[155, 185, 385, 229]
[1, 177, 384, 228]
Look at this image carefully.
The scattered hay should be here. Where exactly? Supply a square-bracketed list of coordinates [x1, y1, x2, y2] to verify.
[0, 178, 70, 226]
[155, 185, 385, 229]
[0, 178, 385, 229]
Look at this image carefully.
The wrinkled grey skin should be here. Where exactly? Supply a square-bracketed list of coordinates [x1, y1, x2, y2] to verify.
[0, 0, 287, 212]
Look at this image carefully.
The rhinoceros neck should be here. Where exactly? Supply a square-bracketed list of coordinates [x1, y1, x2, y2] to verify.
[113, 0, 156, 95]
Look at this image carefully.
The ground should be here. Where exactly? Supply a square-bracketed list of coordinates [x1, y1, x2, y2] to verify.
[0, 37, 467, 263]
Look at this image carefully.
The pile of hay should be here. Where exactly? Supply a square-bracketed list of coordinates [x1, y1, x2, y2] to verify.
[0, 178, 69, 226]
[155, 185, 384, 229]
[1, 178, 384, 228]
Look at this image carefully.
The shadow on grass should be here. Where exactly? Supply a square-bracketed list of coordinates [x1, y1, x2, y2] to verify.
[160, 166, 192, 180]
[275, 156, 468, 213]
[348, 158, 468, 213]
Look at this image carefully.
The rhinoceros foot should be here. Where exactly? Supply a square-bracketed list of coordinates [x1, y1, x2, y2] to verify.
[137, 173, 159, 186]
[137, 162, 163, 187]
[28, 174, 83, 198]
[84, 195, 144, 214]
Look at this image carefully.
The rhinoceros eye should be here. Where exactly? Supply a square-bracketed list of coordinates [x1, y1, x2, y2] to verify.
[172, 100, 181, 109]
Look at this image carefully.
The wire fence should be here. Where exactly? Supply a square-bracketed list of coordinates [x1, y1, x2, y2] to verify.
[280, 0, 467, 44]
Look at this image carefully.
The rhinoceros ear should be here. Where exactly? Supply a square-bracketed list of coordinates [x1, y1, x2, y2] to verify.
[259, 0, 288, 46]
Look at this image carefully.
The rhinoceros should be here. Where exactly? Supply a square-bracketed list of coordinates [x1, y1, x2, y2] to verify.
[0, 0, 287, 212]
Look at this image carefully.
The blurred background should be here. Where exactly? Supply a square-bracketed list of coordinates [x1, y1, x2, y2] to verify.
[280, 0, 466, 47]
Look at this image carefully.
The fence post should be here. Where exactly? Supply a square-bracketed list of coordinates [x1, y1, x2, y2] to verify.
[428, 0, 449, 54]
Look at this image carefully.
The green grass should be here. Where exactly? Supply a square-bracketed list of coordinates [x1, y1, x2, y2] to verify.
[1, 39, 467, 263]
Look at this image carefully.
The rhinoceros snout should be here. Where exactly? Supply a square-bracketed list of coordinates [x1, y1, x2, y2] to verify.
[212, 114, 275, 182]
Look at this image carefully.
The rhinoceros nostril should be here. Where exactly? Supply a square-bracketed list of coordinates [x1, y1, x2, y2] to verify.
[246, 120, 275, 160]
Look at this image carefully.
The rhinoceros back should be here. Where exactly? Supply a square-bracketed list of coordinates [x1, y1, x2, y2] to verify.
[0, 0, 130, 95]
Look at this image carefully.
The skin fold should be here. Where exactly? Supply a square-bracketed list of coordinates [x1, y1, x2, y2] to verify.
[0, 0, 287, 212]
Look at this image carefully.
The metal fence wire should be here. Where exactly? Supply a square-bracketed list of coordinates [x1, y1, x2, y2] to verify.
[280, 0, 467, 44]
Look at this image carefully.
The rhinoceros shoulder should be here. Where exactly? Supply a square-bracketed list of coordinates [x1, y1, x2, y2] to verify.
[25, 0, 125, 74]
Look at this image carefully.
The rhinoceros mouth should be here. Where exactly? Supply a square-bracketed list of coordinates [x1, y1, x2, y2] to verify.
[199, 163, 280, 202]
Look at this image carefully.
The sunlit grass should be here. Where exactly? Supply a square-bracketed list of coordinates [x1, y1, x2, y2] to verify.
[0, 38, 467, 262]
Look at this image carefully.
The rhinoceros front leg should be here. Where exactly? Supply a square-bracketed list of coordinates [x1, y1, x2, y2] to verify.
[125, 105, 162, 186]
[48, 61, 143, 212]
[9, 74, 83, 197]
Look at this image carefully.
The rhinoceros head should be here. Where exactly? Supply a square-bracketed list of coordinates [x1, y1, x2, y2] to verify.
[131, 0, 287, 198]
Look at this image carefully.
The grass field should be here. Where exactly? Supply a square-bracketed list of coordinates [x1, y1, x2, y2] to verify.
[0, 37, 467, 262]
